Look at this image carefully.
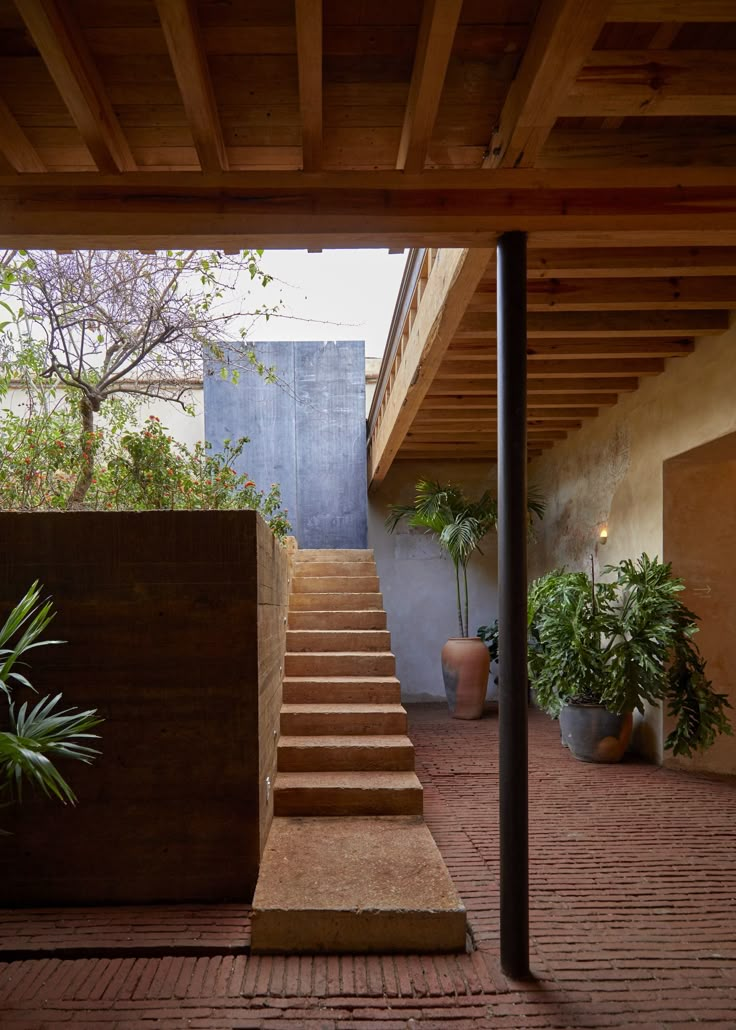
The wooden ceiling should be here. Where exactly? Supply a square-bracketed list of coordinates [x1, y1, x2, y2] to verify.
[0, 1, 735, 247]
[368, 238, 736, 479]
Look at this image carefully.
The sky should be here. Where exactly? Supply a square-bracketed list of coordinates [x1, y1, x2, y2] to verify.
[239, 249, 407, 360]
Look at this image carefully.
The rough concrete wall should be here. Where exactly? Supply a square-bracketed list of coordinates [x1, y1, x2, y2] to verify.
[368, 461, 499, 703]
[0, 510, 286, 904]
[205, 341, 367, 549]
[529, 320, 736, 763]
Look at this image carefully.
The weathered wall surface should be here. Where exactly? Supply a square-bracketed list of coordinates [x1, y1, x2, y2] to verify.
[368, 461, 499, 703]
[205, 341, 367, 549]
[0, 510, 287, 904]
[529, 321, 736, 766]
[663, 435, 736, 776]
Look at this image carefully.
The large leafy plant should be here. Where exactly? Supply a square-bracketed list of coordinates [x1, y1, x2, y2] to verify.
[528, 554, 731, 758]
[0, 583, 101, 805]
[386, 478, 544, 638]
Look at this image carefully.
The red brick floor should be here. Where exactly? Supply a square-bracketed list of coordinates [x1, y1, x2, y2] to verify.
[1, 703, 735, 1028]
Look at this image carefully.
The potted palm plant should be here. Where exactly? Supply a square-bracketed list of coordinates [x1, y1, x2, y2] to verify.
[528, 554, 732, 762]
[386, 479, 544, 719]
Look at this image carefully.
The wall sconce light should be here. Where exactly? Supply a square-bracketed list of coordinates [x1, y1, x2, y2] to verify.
[598, 526, 608, 545]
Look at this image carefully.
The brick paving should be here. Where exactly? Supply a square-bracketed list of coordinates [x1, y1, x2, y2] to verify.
[1, 703, 735, 1028]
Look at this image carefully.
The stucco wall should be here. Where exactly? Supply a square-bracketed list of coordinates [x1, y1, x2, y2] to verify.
[529, 320, 736, 769]
[368, 461, 499, 703]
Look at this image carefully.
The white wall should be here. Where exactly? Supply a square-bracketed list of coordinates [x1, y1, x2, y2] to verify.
[368, 460, 499, 702]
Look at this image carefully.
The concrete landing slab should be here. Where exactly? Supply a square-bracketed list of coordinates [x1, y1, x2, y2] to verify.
[251, 816, 466, 954]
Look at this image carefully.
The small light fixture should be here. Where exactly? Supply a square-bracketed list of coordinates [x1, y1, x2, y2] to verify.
[598, 526, 608, 545]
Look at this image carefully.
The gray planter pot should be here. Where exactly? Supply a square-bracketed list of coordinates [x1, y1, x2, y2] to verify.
[559, 703, 633, 763]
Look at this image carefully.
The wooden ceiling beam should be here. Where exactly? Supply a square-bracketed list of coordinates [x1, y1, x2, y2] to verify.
[397, 0, 463, 173]
[368, 247, 493, 487]
[562, 51, 736, 119]
[1, 174, 736, 247]
[484, 0, 613, 169]
[608, 1, 736, 21]
[0, 97, 45, 173]
[422, 393, 617, 407]
[415, 408, 597, 421]
[16, 0, 135, 174]
[524, 247, 736, 279]
[447, 339, 694, 358]
[432, 377, 637, 394]
[466, 276, 736, 312]
[436, 358, 665, 378]
[295, 0, 323, 171]
[155, 0, 228, 173]
[457, 310, 730, 338]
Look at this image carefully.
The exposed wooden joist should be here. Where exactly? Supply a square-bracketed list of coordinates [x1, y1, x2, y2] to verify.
[542, 127, 736, 168]
[467, 277, 736, 312]
[436, 358, 665, 378]
[484, 0, 613, 169]
[2, 176, 736, 248]
[525, 247, 736, 279]
[562, 51, 736, 119]
[415, 408, 597, 421]
[456, 310, 730, 338]
[446, 339, 694, 358]
[367, 247, 493, 486]
[295, 0, 323, 171]
[608, 0, 736, 20]
[432, 377, 639, 394]
[155, 0, 228, 173]
[422, 393, 617, 408]
[397, 0, 463, 173]
[16, 0, 135, 174]
[0, 97, 46, 173]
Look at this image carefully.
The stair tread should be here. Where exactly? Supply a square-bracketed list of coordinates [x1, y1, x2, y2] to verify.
[276, 770, 421, 787]
[279, 735, 413, 748]
[281, 703, 406, 714]
[283, 676, 400, 682]
[285, 651, 395, 658]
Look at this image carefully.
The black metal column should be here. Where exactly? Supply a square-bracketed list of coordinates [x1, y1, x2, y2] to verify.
[496, 230, 530, 979]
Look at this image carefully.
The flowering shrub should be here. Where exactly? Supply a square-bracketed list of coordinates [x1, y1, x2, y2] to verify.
[0, 406, 290, 539]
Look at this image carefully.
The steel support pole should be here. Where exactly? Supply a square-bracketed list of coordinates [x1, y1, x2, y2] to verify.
[496, 231, 530, 979]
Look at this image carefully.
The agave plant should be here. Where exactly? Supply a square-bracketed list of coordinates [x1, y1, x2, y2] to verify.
[0, 582, 101, 807]
[386, 478, 544, 638]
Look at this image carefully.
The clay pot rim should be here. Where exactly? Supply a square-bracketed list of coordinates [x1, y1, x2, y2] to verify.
[444, 635, 484, 642]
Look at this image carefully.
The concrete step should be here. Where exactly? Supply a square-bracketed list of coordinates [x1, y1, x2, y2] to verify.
[252, 816, 466, 953]
[289, 592, 384, 611]
[284, 651, 396, 677]
[292, 575, 381, 594]
[281, 703, 407, 735]
[293, 561, 377, 579]
[288, 610, 387, 631]
[286, 629, 391, 653]
[273, 772, 423, 816]
[296, 549, 373, 563]
[278, 735, 415, 772]
[282, 676, 401, 704]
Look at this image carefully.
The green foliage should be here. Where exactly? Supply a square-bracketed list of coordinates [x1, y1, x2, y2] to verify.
[0, 584, 101, 809]
[0, 398, 291, 538]
[386, 478, 544, 638]
[528, 555, 731, 758]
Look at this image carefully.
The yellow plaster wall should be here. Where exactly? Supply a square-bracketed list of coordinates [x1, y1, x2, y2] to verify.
[529, 320, 736, 766]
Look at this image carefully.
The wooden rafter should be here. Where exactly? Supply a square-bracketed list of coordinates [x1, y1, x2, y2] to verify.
[295, 0, 323, 172]
[467, 277, 736, 312]
[0, 97, 45, 173]
[397, 0, 463, 173]
[155, 0, 228, 173]
[608, 0, 736, 20]
[456, 311, 730, 338]
[484, 0, 613, 169]
[525, 247, 736, 278]
[368, 247, 493, 486]
[16, 0, 135, 174]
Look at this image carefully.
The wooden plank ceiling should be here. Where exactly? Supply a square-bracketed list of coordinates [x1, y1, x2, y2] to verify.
[0, 1, 734, 472]
[0, 1, 734, 246]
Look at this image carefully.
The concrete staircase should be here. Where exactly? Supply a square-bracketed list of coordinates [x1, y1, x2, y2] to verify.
[251, 548, 466, 954]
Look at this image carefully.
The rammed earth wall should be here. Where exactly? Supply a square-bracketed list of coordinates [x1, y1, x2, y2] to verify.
[0, 510, 288, 904]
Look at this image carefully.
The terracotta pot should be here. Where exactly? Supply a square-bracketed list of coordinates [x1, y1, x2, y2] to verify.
[559, 703, 633, 763]
[441, 637, 491, 720]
